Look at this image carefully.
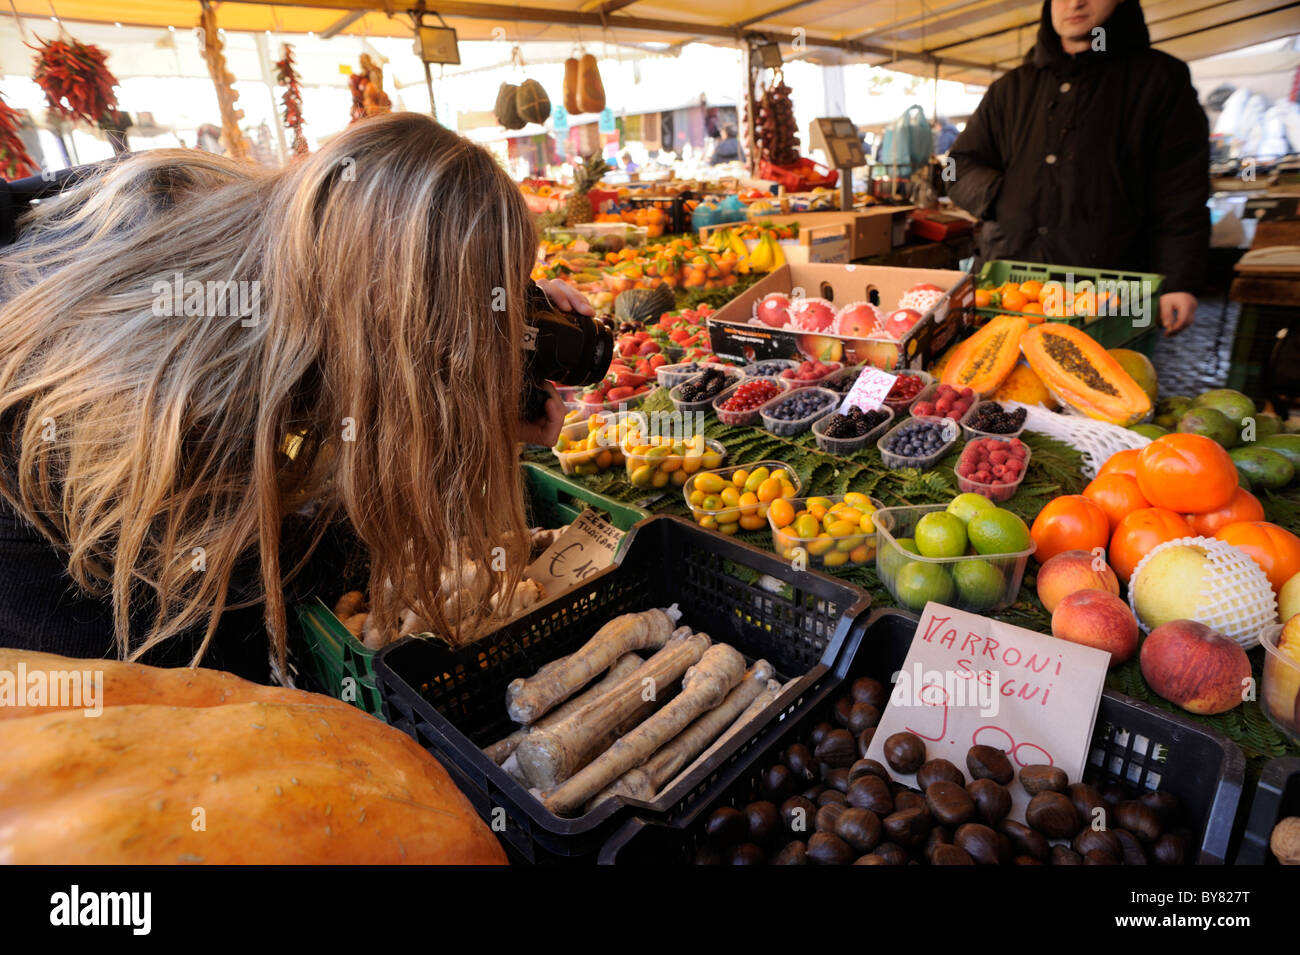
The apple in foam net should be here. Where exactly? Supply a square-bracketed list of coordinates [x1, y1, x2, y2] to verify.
[753, 293, 791, 328]
[834, 302, 881, 339]
[789, 298, 836, 332]
[882, 308, 923, 340]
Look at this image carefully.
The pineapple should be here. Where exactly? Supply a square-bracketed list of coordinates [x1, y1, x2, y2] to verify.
[564, 152, 607, 226]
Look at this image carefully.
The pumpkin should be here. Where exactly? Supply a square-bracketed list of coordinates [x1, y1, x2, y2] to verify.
[1097, 448, 1141, 480]
[576, 53, 605, 114]
[1030, 494, 1111, 564]
[1135, 433, 1237, 515]
[0, 649, 507, 864]
[1082, 473, 1151, 534]
[1212, 521, 1300, 595]
[1021, 323, 1151, 425]
[562, 56, 580, 114]
[1109, 507, 1195, 582]
[1185, 488, 1265, 538]
[940, 315, 1028, 396]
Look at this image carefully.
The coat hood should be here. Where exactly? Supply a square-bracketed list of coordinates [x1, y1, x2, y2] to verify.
[1031, 0, 1151, 69]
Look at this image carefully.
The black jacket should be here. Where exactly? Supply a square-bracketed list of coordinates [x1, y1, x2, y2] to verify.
[948, 0, 1210, 295]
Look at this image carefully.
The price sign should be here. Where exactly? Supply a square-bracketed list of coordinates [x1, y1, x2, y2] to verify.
[524, 508, 623, 595]
[838, 366, 897, 415]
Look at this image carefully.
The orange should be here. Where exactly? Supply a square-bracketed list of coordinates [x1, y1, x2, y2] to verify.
[1000, 281, 1021, 297]
[1001, 289, 1029, 312]
[974, 289, 993, 308]
[1020, 279, 1043, 302]
[1022, 302, 1044, 322]
[769, 497, 795, 528]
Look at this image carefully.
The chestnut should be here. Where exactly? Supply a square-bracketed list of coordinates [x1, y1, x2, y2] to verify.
[854, 853, 888, 865]
[1067, 782, 1110, 831]
[847, 702, 881, 735]
[882, 806, 932, 848]
[814, 728, 857, 769]
[922, 824, 953, 863]
[955, 822, 1011, 865]
[1113, 827, 1149, 865]
[815, 801, 848, 834]
[1083, 849, 1120, 865]
[705, 806, 748, 845]
[925, 781, 976, 827]
[1050, 845, 1083, 865]
[857, 728, 877, 759]
[1152, 832, 1188, 865]
[807, 831, 854, 865]
[873, 842, 909, 865]
[833, 807, 882, 854]
[1139, 790, 1181, 827]
[1101, 781, 1129, 809]
[917, 758, 965, 789]
[930, 844, 975, 865]
[802, 784, 827, 802]
[784, 743, 817, 782]
[822, 766, 850, 793]
[743, 801, 781, 845]
[760, 764, 796, 802]
[998, 818, 1049, 862]
[809, 721, 834, 747]
[1073, 827, 1122, 861]
[884, 732, 926, 774]
[780, 796, 816, 835]
[1114, 800, 1162, 843]
[1026, 791, 1079, 839]
[1013, 855, 1045, 865]
[966, 744, 1014, 785]
[833, 695, 854, 728]
[846, 775, 894, 815]
[816, 789, 847, 807]
[1018, 764, 1068, 796]
[967, 778, 1012, 827]
[894, 790, 928, 813]
[848, 758, 889, 785]
[728, 843, 767, 865]
[771, 840, 808, 865]
[851, 676, 889, 708]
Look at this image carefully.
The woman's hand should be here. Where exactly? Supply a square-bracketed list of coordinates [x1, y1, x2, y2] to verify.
[1158, 292, 1196, 336]
[517, 379, 567, 448]
[535, 278, 595, 316]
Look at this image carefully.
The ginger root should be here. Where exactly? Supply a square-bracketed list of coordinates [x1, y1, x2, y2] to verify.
[543, 642, 747, 816]
[506, 608, 680, 725]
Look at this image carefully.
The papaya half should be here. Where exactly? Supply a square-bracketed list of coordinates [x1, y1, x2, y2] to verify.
[1021, 323, 1152, 426]
[939, 314, 1028, 396]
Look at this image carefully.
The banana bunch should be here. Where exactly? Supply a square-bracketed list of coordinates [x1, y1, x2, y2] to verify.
[747, 232, 787, 273]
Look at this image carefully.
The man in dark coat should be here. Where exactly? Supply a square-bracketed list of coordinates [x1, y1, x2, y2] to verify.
[949, 0, 1209, 334]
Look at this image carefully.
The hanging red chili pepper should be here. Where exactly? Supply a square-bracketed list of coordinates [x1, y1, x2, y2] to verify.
[30, 35, 123, 128]
[274, 43, 308, 156]
[0, 96, 38, 180]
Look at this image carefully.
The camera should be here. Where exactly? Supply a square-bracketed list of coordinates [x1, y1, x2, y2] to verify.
[520, 282, 613, 421]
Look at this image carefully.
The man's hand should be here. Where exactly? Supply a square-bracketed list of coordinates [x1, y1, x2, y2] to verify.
[516, 379, 567, 448]
[536, 278, 595, 316]
[1158, 292, 1197, 336]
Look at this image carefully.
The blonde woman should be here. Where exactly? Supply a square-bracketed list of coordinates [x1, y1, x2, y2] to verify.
[0, 112, 584, 682]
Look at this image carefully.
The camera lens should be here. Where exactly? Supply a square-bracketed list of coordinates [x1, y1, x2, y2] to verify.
[524, 283, 612, 387]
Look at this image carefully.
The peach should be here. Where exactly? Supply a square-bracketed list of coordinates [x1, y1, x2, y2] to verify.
[1036, 549, 1121, 613]
[1139, 620, 1251, 715]
[1050, 588, 1138, 667]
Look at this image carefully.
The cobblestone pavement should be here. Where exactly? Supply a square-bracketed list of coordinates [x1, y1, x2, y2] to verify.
[1150, 295, 1238, 397]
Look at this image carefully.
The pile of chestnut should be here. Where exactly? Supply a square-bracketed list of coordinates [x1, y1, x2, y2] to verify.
[691, 675, 1194, 865]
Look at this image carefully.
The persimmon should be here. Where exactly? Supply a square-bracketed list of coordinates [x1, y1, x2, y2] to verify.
[1030, 494, 1111, 564]
[1097, 448, 1141, 479]
[1185, 488, 1265, 537]
[1109, 507, 1195, 582]
[1083, 473, 1151, 533]
[1213, 521, 1300, 595]
[1135, 433, 1237, 514]
[1020, 279, 1043, 302]
[1001, 289, 1029, 312]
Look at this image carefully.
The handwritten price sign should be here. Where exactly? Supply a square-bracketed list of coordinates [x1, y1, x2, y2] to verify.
[524, 508, 623, 595]
[838, 366, 897, 415]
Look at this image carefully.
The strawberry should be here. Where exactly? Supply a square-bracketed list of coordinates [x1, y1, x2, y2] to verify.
[638, 340, 660, 356]
[649, 354, 668, 370]
[606, 386, 634, 401]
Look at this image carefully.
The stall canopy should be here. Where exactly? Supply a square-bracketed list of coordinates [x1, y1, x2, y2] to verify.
[7, 0, 1299, 85]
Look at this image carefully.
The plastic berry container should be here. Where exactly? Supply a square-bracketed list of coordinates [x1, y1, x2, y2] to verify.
[712, 376, 791, 426]
[575, 385, 659, 414]
[876, 415, 962, 470]
[656, 360, 732, 391]
[1260, 624, 1300, 746]
[742, 358, 800, 379]
[682, 461, 801, 532]
[811, 404, 895, 456]
[905, 381, 979, 426]
[819, 364, 865, 396]
[550, 411, 647, 477]
[769, 493, 887, 569]
[669, 369, 743, 414]
[777, 361, 844, 391]
[882, 370, 932, 415]
[758, 387, 839, 437]
[955, 435, 1032, 503]
[552, 383, 582, 403]
[873, 503, 1035, 614]
[961, 400, 1028, 442]
[621, 430, 727, 490]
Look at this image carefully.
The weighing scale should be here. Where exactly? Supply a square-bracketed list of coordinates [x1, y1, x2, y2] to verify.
[810, 117, 866, 212]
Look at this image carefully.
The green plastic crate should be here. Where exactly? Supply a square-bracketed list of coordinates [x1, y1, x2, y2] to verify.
[975, 260, 1164, 352]
[293, 463, 650, 717]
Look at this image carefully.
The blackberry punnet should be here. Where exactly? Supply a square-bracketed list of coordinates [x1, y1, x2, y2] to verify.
[679, 368, 730, 402]
[967, 402, 1027, 435]
[823, 406, 889, 439]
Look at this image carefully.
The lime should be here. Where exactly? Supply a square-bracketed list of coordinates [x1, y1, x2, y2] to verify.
[947, 492, 997, 525]
[914, 512, 968, 559]
[952, 559, 1005, 611]
[893, 561, 955, 611]
[879, 537, 919, 580]
[967, 508, 1032, 556]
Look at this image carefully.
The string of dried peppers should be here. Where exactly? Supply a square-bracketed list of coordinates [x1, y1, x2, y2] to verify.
[274, 43, 308, 156]
[0, 95, 37, 180]
[30, 36, 122, 128]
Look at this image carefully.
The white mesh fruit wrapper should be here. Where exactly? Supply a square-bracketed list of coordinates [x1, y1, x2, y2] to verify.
[1002, 400, 1151, 478]
[1128, 536, 1278, 649]
[788, 296, 837, 332]
[897, 287, 945, 313]
[831, 300, 883, 336]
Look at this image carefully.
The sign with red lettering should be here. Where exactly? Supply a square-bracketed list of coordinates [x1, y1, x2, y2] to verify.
[865, 602, 1109, 823]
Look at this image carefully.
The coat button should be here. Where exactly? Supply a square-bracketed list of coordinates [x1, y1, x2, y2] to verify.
[1060, 81, 1071, 93]
[1038, 226, 1049, 236]
[1045, 153, 1058, 164]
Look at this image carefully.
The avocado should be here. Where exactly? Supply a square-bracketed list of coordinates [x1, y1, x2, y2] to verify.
[1230, 446, 1295, 491]
[1257, 434, 1300, 473]
[1238, 470, 1253, 492]
[1153, 395, 1193, 430]
[1251, 413, 1283, 441]
[1193, 388, 1255, 428]
[1129, 423, 1168, 440]
[1177, 407, 1238, 448]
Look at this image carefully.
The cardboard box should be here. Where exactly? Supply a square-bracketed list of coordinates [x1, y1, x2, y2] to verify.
[698, 221, 851, 264]
[751, 206, 914, 260]
[706, 264, 973, 372]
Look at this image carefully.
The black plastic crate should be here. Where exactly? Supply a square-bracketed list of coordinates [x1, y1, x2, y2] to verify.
[373, 515, 871, 864]
[600, 608, 1245, 865]
[1236, 757, 1300, 864]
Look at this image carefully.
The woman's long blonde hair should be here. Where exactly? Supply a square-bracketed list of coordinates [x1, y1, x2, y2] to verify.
[0, 112, 536, 668]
